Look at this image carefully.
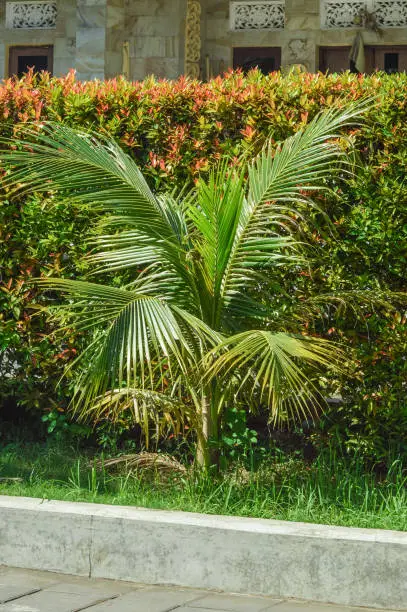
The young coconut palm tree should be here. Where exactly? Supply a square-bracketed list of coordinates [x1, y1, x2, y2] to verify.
[2, 106, 363, 465]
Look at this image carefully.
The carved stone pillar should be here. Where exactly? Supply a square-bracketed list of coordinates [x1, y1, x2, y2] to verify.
[184, 0, 202, 78]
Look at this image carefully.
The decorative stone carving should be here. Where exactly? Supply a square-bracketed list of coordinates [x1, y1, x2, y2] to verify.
[5, 1, 57, 29]
[288, 39, 312, 62]
[374, 1, 407, 27]
[321, 0, 407, 28]
[321, 1, 365, 28]
[185, 0, 201, 78]
[230, 1, 285, 31]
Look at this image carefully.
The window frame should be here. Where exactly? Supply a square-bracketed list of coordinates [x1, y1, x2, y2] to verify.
[8, 45, 54, 78]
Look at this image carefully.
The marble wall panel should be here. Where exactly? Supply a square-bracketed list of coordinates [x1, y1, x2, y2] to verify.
[76, 0, 106, 79]
[123, 0, 184, 80]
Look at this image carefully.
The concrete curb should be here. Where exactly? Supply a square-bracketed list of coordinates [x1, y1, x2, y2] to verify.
[0, 496, 406, 609]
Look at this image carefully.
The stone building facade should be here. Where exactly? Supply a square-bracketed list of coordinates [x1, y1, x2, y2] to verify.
[1, 1, 407, 81]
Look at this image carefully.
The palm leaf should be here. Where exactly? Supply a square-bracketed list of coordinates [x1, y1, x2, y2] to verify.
[2, 122, 202, 314]
[187, 163, 300, 328]
[286, 289, 407, 328]
[86, 192, 194, 299]
[194, 105, 369, 330]
[1, 123, 187, 251]
[206, 330, 345, 423]
[39, 278, 219, 410]
[83, 388, 200, 449]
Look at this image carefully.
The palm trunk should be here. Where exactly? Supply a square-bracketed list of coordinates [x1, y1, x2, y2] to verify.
[196, 392, 211, 467]
[196, 388, 220, 468]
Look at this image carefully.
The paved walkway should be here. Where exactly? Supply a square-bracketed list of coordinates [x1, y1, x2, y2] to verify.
[0, 567, 393, 612]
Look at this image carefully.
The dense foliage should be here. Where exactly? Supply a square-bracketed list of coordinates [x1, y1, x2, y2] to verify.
[1, 69, 406, 463]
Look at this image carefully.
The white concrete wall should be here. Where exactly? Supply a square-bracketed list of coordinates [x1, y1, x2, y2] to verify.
[1, 496, 406, 609]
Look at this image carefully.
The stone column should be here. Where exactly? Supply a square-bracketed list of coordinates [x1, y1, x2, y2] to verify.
[54, 0, 77, 77]
[284, 0, 319, 72]
[184, 0, 202, 77]
[105, 0, 126, 79]
[76, 0, 107, 80]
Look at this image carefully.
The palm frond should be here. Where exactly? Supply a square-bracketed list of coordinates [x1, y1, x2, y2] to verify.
[217, 104, 370, 327]
[287, 289, 407, 328]
[187, 163, 301, 328]
[1, 123, 200, 309]
[87, 230, 170, 272]
[186, 161, 246, 326]
[87, 192, 193, 290]
[206, 330, 345, 423]
[96, 453, 187, 478]
[39, 278, 219, 409]
[247, 103, 368, 207]
[1, 123, 185, 246]
[82, 388, 199, 449]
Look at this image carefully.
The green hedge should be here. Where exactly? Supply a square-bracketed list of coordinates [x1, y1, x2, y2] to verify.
[1, 69, 406, 460]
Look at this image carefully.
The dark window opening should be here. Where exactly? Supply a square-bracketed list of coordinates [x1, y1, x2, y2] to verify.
[243, 57, 276, 73]
[233, 47, 281, 74]
[384, 53, 399, 74]
[17, 55, 49, 76]
[9, 46, 53, 78]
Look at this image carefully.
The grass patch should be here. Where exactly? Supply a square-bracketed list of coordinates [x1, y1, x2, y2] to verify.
[0, 442, 406, 531]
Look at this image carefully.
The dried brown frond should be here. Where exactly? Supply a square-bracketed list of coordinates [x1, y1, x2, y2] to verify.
[94, 452, 187, 478]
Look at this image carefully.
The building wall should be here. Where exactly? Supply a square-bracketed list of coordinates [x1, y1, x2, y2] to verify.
[0, 0, 76, 79]
[203, 0, 407, 75]
[0, 0, 406, 81]
[76, 0, 107, 80]
[122, 0, 184, 81]
[0, 0, 184, 80]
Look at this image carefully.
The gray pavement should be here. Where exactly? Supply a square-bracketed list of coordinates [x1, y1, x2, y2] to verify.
[0, 567, 395, 612]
